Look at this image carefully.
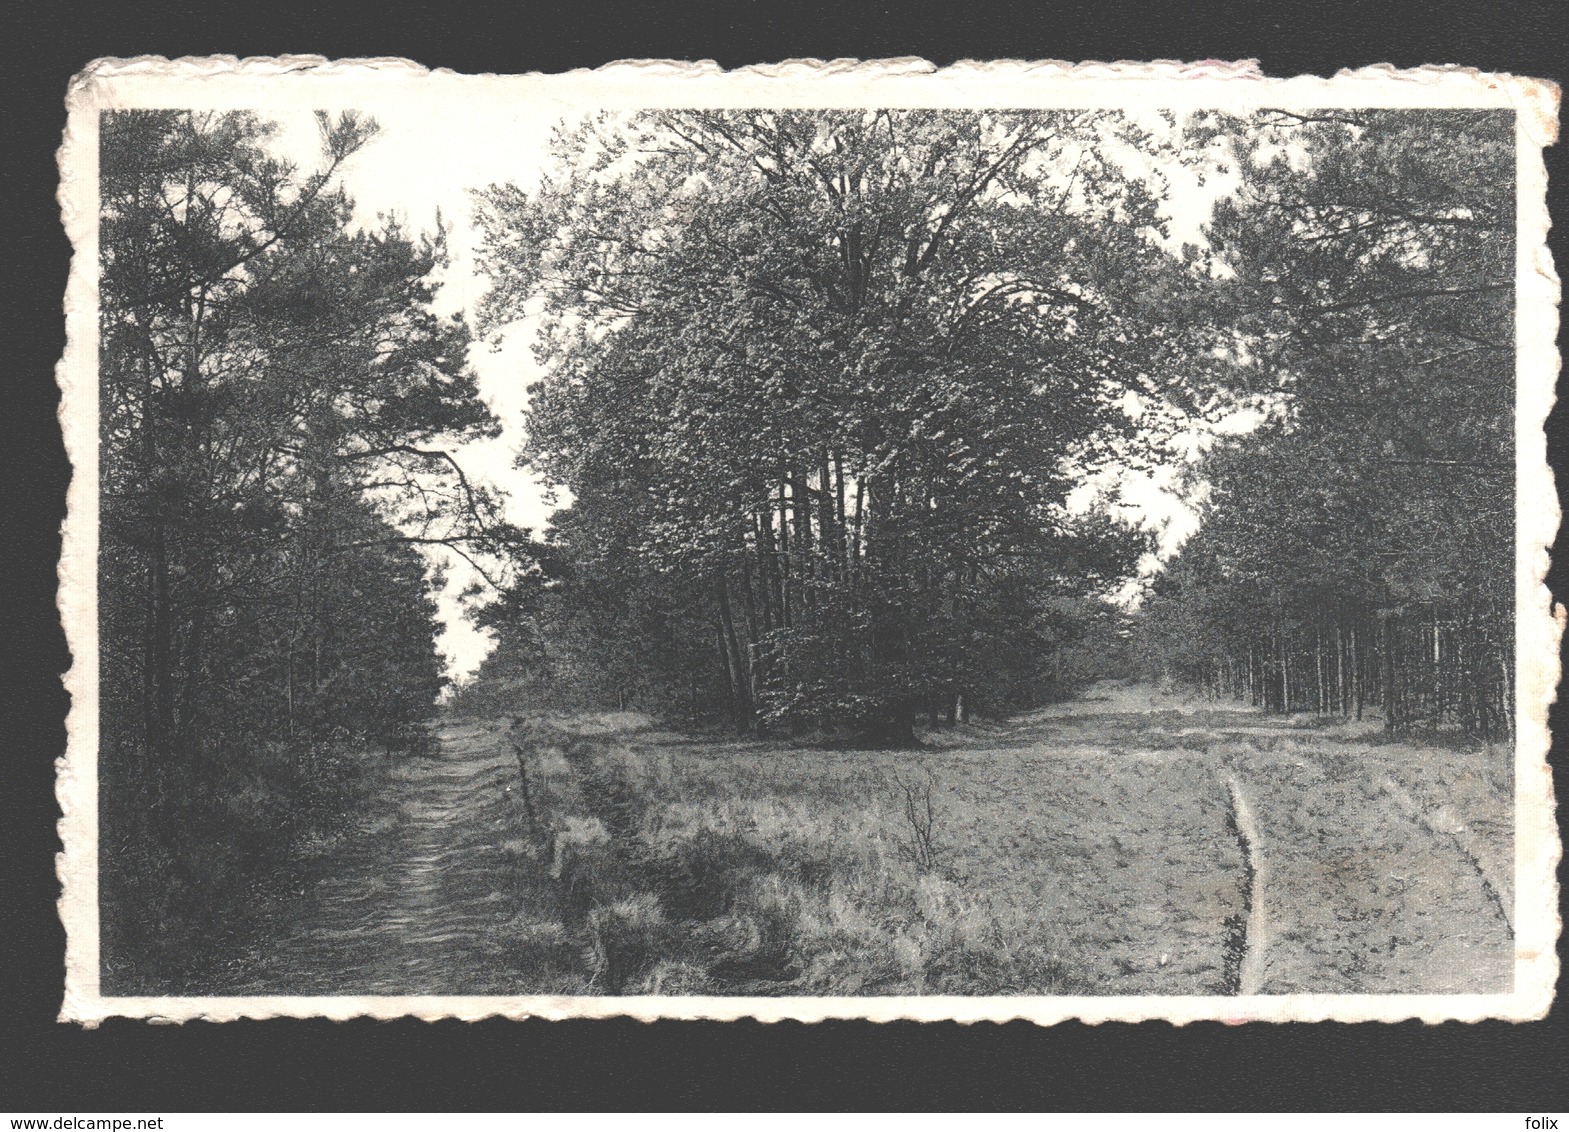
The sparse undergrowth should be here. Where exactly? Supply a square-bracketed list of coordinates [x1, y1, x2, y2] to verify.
[101, 737, 385, 994]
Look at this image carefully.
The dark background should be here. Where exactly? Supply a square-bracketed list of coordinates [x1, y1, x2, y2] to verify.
[6, 0, 1567, 1111]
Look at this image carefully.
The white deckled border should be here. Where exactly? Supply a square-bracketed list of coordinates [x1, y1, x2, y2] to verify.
[57, 56, 1562, 1026]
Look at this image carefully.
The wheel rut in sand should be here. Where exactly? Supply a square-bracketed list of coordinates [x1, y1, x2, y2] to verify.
[1222, 773, 1270, 996]
[1380, 776, 1514, 937]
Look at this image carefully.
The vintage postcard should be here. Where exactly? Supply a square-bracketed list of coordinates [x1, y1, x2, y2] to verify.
[57, 56, 1560, 1024]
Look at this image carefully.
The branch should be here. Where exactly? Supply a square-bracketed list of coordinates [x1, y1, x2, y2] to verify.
[1256, 109, 1369, 128]
[911, 127, 1046, 277]
[106, 125, 369, 313]
[336, 534, 511, 589]
[339, 444, 492, 534]
[1256, 284, 1512, 318]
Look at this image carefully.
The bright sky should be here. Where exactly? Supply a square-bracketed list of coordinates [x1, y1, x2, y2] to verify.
[274, 109, 1242, 680]
[275, 108, 565, 677]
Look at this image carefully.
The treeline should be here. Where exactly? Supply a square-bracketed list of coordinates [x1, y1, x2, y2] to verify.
[97, 110, 508, 987]
[464, 108, 1517, 743]
[468, 110, 1182, 742]
[1136, 110, 1515, 738]
[455, 558, 1139, 731]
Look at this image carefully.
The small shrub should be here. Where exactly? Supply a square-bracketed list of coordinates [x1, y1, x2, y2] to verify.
[694, 879, 804, 987]
[637, 826, 777, 921]
[891, 767, 943, 873]
[505, 917, 583, 972]
[551, 816, 641, 924]
[100, 735, 379, 993]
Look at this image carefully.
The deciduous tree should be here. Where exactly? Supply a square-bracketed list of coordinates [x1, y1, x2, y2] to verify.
[477, 110, 1177, 742]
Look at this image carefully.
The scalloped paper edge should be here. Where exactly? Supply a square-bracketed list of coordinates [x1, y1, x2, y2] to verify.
[56, 55, 1562, 1026]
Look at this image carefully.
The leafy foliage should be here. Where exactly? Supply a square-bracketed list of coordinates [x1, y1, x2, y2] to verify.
[475, 110, 1175, 740]
[1137, 110, 1514, 735]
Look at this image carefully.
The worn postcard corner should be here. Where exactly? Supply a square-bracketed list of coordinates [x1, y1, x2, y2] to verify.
[57, 56, 1560, 1026]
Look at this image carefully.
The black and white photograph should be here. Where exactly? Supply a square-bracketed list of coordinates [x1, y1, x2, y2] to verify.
[55, 58, 1560, 1024]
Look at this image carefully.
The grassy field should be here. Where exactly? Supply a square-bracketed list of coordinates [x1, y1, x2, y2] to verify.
[214, 681, 1513, 997]
[482, 682, 1514, 996]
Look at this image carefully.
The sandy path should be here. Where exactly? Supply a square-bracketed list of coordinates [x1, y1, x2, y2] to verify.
[1380, 776, 1514, 935]
[1201, 736, 1514, 994]
[216, 721, 529, 996]
[979, 683, 1515, 994]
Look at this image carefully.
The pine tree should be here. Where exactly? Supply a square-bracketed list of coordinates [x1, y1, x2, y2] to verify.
[97, 109, 505, 985]
[1138, 110, 1515, 736]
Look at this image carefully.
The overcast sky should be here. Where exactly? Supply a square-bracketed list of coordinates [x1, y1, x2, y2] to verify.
[273, 109, 1242, 680]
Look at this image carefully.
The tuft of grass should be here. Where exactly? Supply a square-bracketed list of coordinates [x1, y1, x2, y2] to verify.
[503, 716, 1095, 995]
[585, 894, 673, 993]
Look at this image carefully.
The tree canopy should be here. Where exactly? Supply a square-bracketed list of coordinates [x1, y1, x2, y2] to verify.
[473, 110, 1192, 741]
[98, 109, 511, 986]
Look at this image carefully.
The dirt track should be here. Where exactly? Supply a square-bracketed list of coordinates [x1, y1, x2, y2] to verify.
[214, 722, 535, 995]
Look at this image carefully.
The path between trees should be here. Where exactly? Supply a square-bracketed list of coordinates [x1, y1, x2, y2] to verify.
[218, 722, 529, 995]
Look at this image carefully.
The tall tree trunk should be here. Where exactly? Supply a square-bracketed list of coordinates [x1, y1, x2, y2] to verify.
[818, 452, 838, 582]
[754, 509, 779, 631]
[776, 478, 793, 628]
[715, 575, 752, 731]
[790, 468, 814, 587]
[739, 558, 763, 709]
[833, 452, 849, 580]
[848, 466, 866, 589]
[1278, 631, 1290, 713]
[1352, 623, 1363, 721]
[1316, 628, 1326, 714]
[1381, 612, 1399, 731]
